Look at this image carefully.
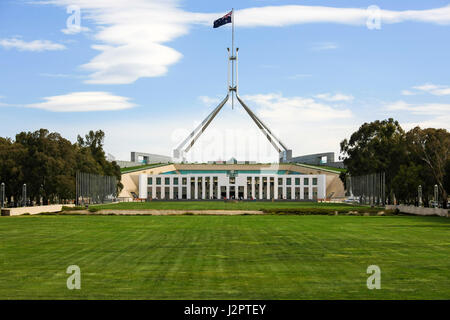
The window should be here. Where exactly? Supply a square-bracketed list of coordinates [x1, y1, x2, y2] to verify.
[286, 178, 291, 185]
[278, 178, 283, 185]
[295, 178, 300, 185]
[304, 178, 309, 185]
[165, 177, 170, 185]
[174, 177, 179, 185]
[156, 177, 161, 185]
[312, 178, 318, 186]
[229, 177, 235, 184]
[182, 177, 187, 185]
[147, 177, 153, 185]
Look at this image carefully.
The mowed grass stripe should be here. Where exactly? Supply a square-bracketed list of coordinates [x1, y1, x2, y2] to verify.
[0, 215, 448, 299]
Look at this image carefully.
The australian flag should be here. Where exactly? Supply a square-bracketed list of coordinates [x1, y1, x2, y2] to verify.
[213, 11, 232, 28]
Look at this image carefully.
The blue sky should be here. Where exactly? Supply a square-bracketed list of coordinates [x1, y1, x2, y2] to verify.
[0, 0, 449, 162]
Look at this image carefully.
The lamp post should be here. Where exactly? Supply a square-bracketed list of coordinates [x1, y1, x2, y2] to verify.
[434, 184, 438, 208]
[22, 183, 27, 207]
[418, 185, 422, 207]
[1, 182, 5, 208]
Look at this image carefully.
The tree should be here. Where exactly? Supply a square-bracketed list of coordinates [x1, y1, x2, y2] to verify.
[0, 138, 26, 205]
[0, 129, 122, 206]
[391, 163, 423, 204]
[406, 127, 450, 208]
[76, 130, 122, 191]
[340, 118, 407, 203]
[14, 129, 78, 204]
[444, 160, 450, 195]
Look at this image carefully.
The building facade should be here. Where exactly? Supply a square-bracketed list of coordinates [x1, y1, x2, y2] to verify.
[131, 151, 172, 164]
[138, 171, 326, 200]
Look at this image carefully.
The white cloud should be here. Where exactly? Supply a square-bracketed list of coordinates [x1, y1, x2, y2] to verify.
[402, 115, 450, 131]
[38, 2, 450, 84]
[401, 83, 450, 96]
[234, 5, 450, 27]
[61, 25, 90, 35]
[243, 93, 353, 122]
[412, 83, 450, 96]
[26, 92, 136, 112]
[315, 93, 354, 102]
[43, 0, 194, 84]
[386, 100, 450, 116]
[401, 89, 416, 96]
[310, 42, 338, 51]
[198, 95, 221, 106]
[0, 37, 66, 52]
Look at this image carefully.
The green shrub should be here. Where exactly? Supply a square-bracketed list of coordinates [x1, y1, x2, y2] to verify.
[88, 207, 100, 213]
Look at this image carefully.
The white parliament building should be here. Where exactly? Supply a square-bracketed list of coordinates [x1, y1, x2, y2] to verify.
[118, 163, 345, 201]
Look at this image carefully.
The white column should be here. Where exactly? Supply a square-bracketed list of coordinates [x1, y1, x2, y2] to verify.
[251, 176, 255, 199]
[266, 177, 270, 200]
[291, 184, 295, 200]
[152, 176, 156, 199]
[244, 178, 248, 200]
[210, 177, 213, 199]
[194, 176, 198, 199]
[308, 178, 312, 200]
[235, 184, 238, 199]
[300, 186, 304, 200]
[187, 175, 191, 199]
[274, 177, 279, 199]
[138, 174, 147, 199]
[161, 177, 165, 199]
[169, 177, 174, 199]
[217, 182, 221, 199]
[178, 180, 182, 200]
[226, 185, 230, 199]
[202, 176, 206, 199]
[259, 177, 263, 200]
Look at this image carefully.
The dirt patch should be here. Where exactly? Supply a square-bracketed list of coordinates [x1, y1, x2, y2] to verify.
[62, 209, 264, 216]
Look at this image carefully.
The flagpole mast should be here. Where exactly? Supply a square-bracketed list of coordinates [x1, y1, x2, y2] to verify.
[232, 8, 235, 55]
[231, 8, 235, 109]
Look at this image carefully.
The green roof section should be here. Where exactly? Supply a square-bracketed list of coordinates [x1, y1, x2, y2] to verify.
[120, 163, 171, 174]
[293, 163, 346, 174]
[120, 162, 346, 175]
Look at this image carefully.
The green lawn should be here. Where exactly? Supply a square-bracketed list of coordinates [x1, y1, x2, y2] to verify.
[94, 201, 371, 211]
[0, 215, 449, 299]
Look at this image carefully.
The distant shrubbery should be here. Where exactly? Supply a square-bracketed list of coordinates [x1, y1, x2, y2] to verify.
[0, 129, 122, 206]
[263, 207, 395, 216]
[340, 119, 449, 208]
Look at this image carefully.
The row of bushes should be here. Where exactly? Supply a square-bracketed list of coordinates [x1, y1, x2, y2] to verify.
[262, 208, 397, 216]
